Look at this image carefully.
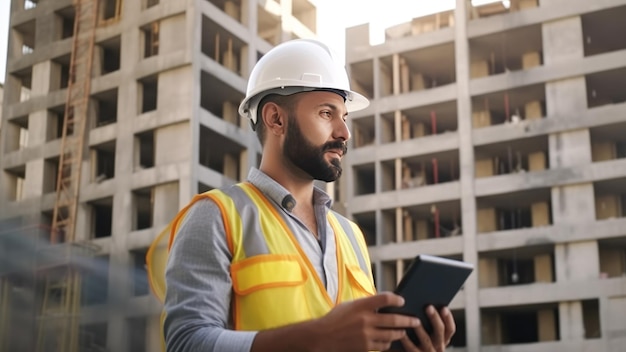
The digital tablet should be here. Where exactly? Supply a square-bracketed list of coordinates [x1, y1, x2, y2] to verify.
[378, 254, 474, 348]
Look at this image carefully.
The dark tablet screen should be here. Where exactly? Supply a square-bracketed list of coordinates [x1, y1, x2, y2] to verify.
[379, 254, 474, 348]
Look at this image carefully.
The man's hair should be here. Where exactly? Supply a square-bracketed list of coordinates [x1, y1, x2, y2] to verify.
[254, 93, 299, 145]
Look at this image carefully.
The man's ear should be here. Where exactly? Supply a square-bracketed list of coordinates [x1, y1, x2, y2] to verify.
[261, 102, 286, 136]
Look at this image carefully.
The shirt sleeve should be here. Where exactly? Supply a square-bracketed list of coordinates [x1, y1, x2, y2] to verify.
[163, 198, 257, 352]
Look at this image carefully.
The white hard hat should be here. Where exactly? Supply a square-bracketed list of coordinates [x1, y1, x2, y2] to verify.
[238, 39, 370, 124]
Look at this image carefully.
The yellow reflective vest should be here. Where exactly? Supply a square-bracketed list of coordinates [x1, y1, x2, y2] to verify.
[147, 182, 376, 332]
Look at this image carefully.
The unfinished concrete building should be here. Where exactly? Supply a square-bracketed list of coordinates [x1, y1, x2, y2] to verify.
[344, 0, 626, 350]
[0, 0, 317, 351]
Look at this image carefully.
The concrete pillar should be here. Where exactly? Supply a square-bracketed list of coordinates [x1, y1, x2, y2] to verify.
[154, 182, 180, 230]
[478, 258, 498, 287]
[160, 13, 186, 54]
[155, 122, 191, 165]
[543, 14, 598, 343]
[31, 61, 52, 97]
[537, 309, 557, 341]
[146, 314, 162, 352]
[23, 160, 44, 199]
[455, 0, 481, 350]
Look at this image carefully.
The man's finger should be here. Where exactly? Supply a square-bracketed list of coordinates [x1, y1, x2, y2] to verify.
[426, 305, 445, 347]
[356, 291, 405, 310]
[412, 321, 435, 351]
[373, 312, 420, 329]
[440, 307, 456, 345]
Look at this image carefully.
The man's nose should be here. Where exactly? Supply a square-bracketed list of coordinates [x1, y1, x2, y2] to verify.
[333, 118, 351, 142]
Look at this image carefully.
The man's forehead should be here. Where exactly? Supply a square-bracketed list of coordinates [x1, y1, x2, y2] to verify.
[301, 91, 348, 112]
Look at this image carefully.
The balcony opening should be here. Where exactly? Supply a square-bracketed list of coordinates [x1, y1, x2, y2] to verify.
[127, 317, 147, 351]
[135, 130, 155, 170]
[590, 121, 626, 162]
[352, 116, 375, 148]
[43, 157, 59, 194]
[353, 163, 375, 196]
[55, 6, 75, 40]
[198, 182, 214, 193]
[199, 125, 245, 181]
[47, 106, 65, 141]
[469, 0, 539, 20]
[480, 245, 555, 287]
[472, 84, 546, 128]
[91, 141, 116, 182]
[13, 19, 36, 56]
[139, 75, 158, 113]
[594, 178, 626, 220]
[92, 88, 118, 127]
[381, 151, 460, 192]
[395, 101, 458, 142]
[79, 323, 107, 351]
[384, 10, 455, 40]
[598, 239, 626, 278]
[100, 0, 122, 22]
[90, 197, 113, 239]
[482, 303, 559, 345]
[4, 166, 26, 201]
[24, 0, 38, 9]
[201, 15, 247, 76]
[81, 255, 109, 306]
[144, 0, 159, 9]
[353, 211, 376, 246]
[470, 24, 543, 78]
[98, 36, 121, 75]
[349, 60, 374, 100]
[587, 67, 626, 109]
[200, 71, 245, 127]
[582, 5, 626, 57]
[449, 309, 466, 348]
[380, 260, 401, 292]
[208, 0, 243, 23]
[257, 4, 281, 45]
[10, 66, 32, 103]
[133, 187, 154, 230]
[131, 249, 150, 296]
[4, 115, 29, 152]
[477, 188, 552, 233]
[51, 54, 71, 90]
[383, 201, 462, 244]
[142, 22, 159, 58]
[475, 135, 549, 177]
[582, 299, 601, 339]
[379, 43, 456, 97]
[292, 0, 316, 33]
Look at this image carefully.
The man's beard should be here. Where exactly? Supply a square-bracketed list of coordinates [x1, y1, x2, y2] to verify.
[283, 113, 348, 182]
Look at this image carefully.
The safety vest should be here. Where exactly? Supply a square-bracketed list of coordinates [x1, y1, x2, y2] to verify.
[167, 182, 376, 331]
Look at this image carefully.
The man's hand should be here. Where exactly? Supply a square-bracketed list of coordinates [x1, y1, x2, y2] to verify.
[396, 305, 456, 352]
[308, 292, 420, 352]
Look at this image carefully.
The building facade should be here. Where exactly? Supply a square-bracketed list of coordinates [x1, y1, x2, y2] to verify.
[0, 0, 317, 351]
[343, 0, 626, 351]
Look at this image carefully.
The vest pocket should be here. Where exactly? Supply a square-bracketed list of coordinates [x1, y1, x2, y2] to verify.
[346, 265, 376, 298]
[231, 254, 310, 330]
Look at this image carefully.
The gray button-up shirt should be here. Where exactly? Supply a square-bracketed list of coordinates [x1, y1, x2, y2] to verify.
[164, 168, 339, 352]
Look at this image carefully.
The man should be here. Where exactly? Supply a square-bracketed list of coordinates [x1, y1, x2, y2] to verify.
[162, 39, 456, 352]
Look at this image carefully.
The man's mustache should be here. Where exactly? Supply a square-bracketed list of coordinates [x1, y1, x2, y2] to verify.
[322, 140, 348, 156]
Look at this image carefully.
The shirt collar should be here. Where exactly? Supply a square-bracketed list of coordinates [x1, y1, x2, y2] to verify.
[247, 168, 333, 213]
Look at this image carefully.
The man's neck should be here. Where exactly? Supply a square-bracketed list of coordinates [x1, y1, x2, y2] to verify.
[259, 164, 315, 210]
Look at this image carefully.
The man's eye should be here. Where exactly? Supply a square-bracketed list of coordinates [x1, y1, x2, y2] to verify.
[321, 111, 332, 118]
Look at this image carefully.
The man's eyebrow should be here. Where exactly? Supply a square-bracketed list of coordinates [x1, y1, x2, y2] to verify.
[317, 103, 349, 116]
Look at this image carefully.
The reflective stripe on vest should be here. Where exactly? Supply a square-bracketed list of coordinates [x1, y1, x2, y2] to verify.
[169, 182, 376, 331]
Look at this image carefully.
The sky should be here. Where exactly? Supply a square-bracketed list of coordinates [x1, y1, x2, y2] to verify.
[0, 0, 504, 84]
[0, 0, 9, 84]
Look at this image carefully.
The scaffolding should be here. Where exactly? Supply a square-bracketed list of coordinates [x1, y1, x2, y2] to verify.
[38, 0, 99, 351]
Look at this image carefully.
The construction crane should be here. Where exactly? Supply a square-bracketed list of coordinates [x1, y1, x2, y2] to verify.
[38, 0, 99, 351]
